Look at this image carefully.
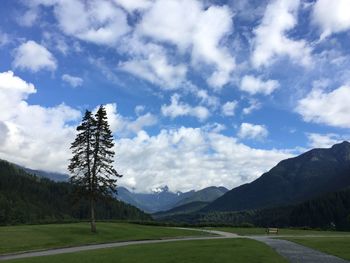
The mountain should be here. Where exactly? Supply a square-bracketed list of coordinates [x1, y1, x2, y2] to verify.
[173, 186, 228, 207]
[160, 187, 350, 230]
[24, 168, 69, 182]
[153, 201, 210, 219]
[0, 159, 150, 225]
[117, 186, 228, 213]
[116, 186, 193, 213]
[203, 141, 350, 212]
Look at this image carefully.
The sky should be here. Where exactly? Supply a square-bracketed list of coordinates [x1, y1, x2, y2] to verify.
[0, 0, 350, 193]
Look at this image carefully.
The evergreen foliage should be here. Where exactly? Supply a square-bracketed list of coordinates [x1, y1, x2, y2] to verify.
[158, 188, 350, 230]
[0, 159, 150, 225]
[69, 106, 122, 232]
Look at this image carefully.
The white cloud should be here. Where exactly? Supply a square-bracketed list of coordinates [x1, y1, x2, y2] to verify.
[0, 71, 80, 172]
[62, 74, 83, 88]
[161, 94, 210, 122]
[222, 101, 238, 116]
[116, 127, 292, 192]
[0, 71, 159, 172]
[238, 122, 268, 140]
[135, 105, 145, 116]
[240, 75, 279, 95]
[17, 8, 39, 27]
[251, 0, 312, 68]
[30, 0, 130, 46]
[103, 103, 157, 136]
[186, 84, 219, 109]
[114, 0, 153, 12]
[307, 133, 348, 149]
[191, 5, 235, 89]
[296, 85, 350, 128]
[13, 41, 57, 72]
[119, 50, 187, 89]
[0, 31, 10, 46]
[0, 73, 294, 193]
[137, 0, 235, 89]
[242, 99, 262, 115]
[312, 0, 350, 40]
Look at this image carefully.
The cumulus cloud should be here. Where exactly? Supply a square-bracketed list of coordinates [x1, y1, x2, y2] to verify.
[0, 71, 295, 192]
[161, 94, 210, 122]
[240, 75, 279, 95]
[103, 103, 157, 136]
[17, 8, 39, 27]
[238, 122, 268, 140]
[29, 0, 130, 45]
[0, 121, 9, 146]
[62, 74, 83, 88]
[307, 133, 349, 149]
[221, 101, 238, 116]
[0, 71, 80, 172]
[116, 127, 292, 192]
[0, 31, 10, 46]
[13, 41, 57, 72]
[134, 105, 145, 116]
[197, 90, 219, 108]
[296, 85, 350, 128]
[242, 99, 262, 115]
[114, 0, 153, 13]
[119, 50, 187, 89]
[251, 0, 312, 68]
[0, 71, 159, 172]
[312, 0, 350, 40]
[137, 0, 235, 89]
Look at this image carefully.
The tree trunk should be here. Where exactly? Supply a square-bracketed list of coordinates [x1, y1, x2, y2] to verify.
[90, 198, 96, 233]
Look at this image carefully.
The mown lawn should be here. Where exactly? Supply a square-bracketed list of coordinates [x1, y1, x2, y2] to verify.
[205, 227, 350, 236]
[281, 237, 350, 261]
[7, 239, 287, 263]
[0, 222, 207, 254]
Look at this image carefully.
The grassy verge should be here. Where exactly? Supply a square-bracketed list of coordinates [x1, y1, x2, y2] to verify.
[204, 227, 350, 236]
[281, 237, 350, 261]
[0, 222, 207, 254]
[7, 239, 287, 263]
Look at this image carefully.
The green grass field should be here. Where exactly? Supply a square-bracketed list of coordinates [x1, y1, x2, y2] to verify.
[205, 227, 350, 236]
[6, 239, 287, 263]
[0, 222, 207, 254]
[281, 237, 350, 261]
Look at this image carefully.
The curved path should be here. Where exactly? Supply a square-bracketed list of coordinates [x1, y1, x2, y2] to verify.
[0, 229, 237, 261]
[0, 228, 348, 262]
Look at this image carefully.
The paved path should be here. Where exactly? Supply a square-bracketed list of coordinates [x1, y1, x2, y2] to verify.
[0, 229, 237, 261]
[251, 236, 349, 263]
[0, 228, 349, 262]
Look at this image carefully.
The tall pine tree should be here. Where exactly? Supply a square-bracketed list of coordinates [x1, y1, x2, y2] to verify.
[69, 106, 122, 232]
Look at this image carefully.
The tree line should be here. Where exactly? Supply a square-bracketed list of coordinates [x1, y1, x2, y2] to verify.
[0, 159, 150, 225]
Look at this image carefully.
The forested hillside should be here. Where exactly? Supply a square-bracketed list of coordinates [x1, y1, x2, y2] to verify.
[0, 159, 151, 225]
[160, 188, 350, 230]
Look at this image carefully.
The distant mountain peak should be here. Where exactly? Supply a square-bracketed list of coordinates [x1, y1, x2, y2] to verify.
[152, 185, 170, 193]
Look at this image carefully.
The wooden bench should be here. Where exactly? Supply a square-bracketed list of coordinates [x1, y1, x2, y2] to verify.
[266, 228, 278, 234]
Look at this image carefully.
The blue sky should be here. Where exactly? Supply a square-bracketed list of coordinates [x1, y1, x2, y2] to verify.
[0, 0, 350, 192]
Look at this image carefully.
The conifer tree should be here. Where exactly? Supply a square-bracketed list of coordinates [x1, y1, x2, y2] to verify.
[68, 106, 122, 232]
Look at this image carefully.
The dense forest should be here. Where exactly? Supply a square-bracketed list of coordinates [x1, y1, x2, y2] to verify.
[159, 188, 350, 231]
[0, 160, 151, 225]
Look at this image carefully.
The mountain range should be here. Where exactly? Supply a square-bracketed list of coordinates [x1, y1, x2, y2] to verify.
[116, 186, 228, 213]
[203, 141, 350, 212]
[153, 141, 350, 230]
[2, 141, 350, 229]
[17, 164, 228, 214]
